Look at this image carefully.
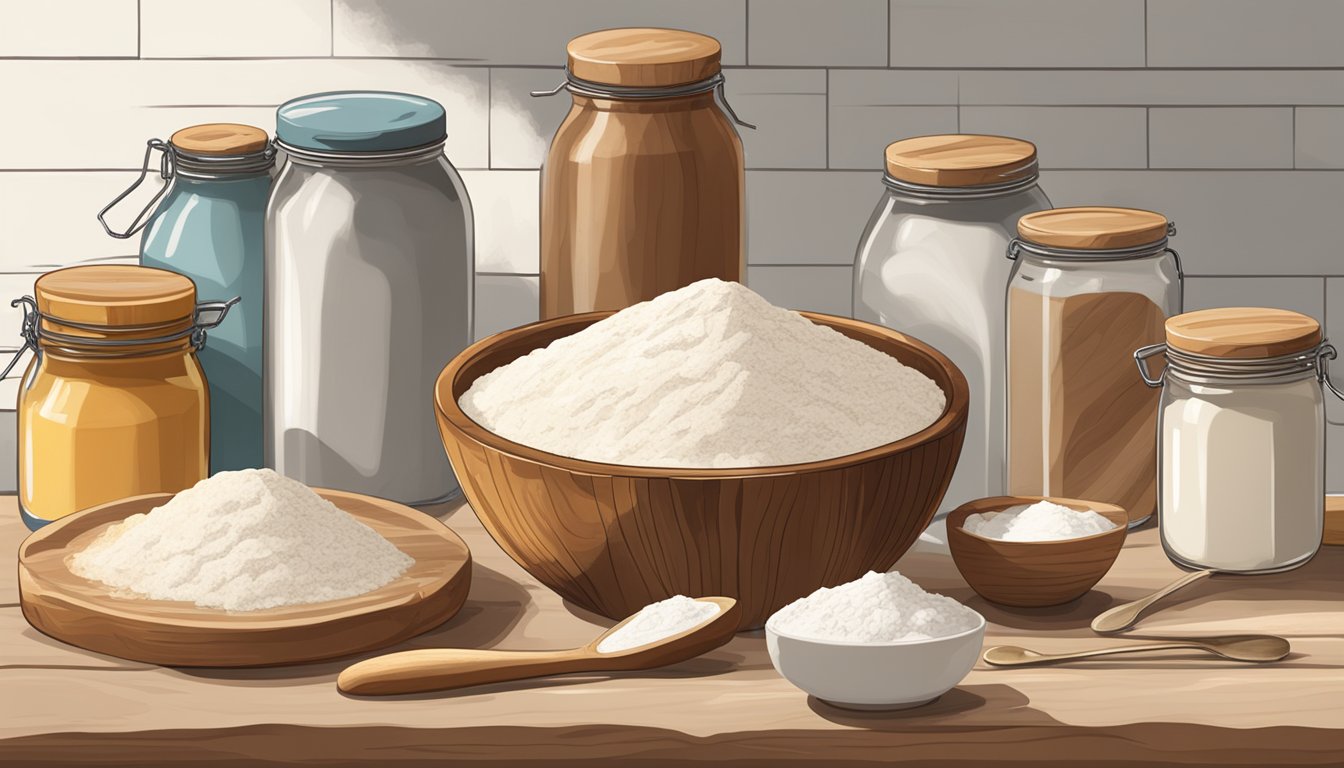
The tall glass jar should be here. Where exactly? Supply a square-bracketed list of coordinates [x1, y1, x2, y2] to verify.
[1007, 208, 1182, 527]
[537, 27, 748, 318]
[7, 265, 232, 530]
[854, 135, 1050, 524]
[266, 91, 473, 505]
[1135, 308, 1340, 572]
[99, 123, 273, 474]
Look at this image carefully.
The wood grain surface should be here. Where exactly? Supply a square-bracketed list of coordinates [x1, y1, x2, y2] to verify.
[18, 490, 472, 667]
[435, 311, 969, 630]
[36, 264, 197, 328]
[1007, 289, 1167, 524]
[1017, 207, 1170, 250]
[539, 84, 743, 317]
[170, 123, 268, 156]
[566, 27, 721, 87]
[1165, 307, 1322, 359]
[883, 134, 1038, 188]
[1326, 495, 1344, 546]
[946, 496, 1128, 607]
[2, 497, 1343, 765]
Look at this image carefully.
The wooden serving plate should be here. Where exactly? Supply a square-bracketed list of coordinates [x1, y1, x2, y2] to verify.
[17, 489, 472, 667]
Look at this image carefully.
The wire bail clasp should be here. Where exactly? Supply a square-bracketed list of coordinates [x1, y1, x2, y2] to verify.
[531, 71, 756, 130]
[1316, 343, 1344, 401]
[97, 139, 175, 240]
[1134, 343, 1169, 388]
[0, 296, 39, 380]
[191, 296, 241, 350]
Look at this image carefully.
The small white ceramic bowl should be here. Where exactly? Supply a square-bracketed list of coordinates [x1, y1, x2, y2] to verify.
[764, 611, 987, 710]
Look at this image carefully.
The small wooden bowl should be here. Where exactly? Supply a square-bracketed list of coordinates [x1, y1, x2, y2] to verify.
[946, 496, 1127, 608]
[436, 311, 970, 630]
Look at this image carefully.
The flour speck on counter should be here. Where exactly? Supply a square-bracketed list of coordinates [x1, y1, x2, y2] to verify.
[460, 279, 947, 468]
[70, 469, 412, 611]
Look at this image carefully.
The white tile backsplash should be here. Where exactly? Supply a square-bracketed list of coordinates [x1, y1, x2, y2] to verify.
[1148, 0, 1344, 68]
[461, 170, 540, 274]
[0, 0, 138, 57]
[745, 171, 880, 265]
[747, 0, 887, 66]
[959, 107, 1148, 169]
[889, 0, 1145, 68]
[1149, 108, 1294, 169]
[725, 69, 826, 169]
[746, 265, 852, 316]
[333, 0, 747, 64]
[1295, 108, 1344, 170]
[140, 0, 332, 58]
[7, 0, 1344, 473]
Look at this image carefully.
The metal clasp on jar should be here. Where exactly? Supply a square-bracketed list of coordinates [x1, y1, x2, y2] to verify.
[1136, 340, 1344, 400]
[531, 70, 757, 130]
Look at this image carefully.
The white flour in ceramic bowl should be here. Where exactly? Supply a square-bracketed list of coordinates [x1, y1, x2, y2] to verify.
[70, 469, 413, 611]
[459, 279, 946, 468]
[767, 570, 980, 643]
[963, 500, 1117, 542]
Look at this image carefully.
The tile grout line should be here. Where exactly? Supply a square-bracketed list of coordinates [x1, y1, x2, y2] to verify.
[1145, 106, 1151, 168]
[824, 69, 830, 169]
[1292, 106, 1297, 169]
[1143, 0, 1149, 68]
[487, 69, 493, 170]
[136, 0, 141, 59]
[886, 0, 891, 68]
[744, 0, 750, 67]
[329, 0, 335, 56]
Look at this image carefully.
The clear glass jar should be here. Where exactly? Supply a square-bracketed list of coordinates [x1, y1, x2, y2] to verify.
[854, 135, 1050, 522]
[267, 91, 473, 505]
[7, 265, 232, 530]
[1136, 309, 1340, 573]
[1006, 209, 1182, 527]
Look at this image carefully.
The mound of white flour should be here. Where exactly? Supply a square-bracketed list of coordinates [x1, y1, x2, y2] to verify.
[769, 571, 980, 643]
[71, 469, 413, 612]
[460, 279, 946, 468]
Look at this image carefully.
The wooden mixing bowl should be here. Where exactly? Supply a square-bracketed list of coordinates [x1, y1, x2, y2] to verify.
[947, 496, 1128, 608]
[434, 311, 969, 629]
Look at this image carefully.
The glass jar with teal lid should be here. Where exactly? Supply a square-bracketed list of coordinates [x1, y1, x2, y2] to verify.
[266, 90, 473, 505]
[99, 123, 274, 474]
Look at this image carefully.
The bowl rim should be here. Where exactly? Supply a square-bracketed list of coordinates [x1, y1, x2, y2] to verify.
[435, 310, 971, 479]
[947, 496, 1129, 547]
[763, 609, 987, 648]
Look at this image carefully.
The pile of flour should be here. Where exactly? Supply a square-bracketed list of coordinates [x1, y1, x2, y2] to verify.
[768, 571, 980, 643]
[964, 500, 1117, 542]
[71, 469, 413, 612]
[597, 595, 721, 653]
[460, 279, 946, 468]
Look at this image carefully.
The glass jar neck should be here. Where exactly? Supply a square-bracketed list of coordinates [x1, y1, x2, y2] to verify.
[883, 174, 1040, 201]
[276, 140, 446, 169]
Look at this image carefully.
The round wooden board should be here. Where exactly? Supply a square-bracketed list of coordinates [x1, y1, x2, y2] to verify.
[17, 489, 472, 667]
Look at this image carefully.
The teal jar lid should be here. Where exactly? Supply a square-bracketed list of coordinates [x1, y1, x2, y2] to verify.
[276, 91, 446, 153]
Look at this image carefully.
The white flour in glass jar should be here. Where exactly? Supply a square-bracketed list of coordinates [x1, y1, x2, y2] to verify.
[460, 279, 946, 468]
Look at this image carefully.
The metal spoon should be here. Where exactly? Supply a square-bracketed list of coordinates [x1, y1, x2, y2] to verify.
[983, 634, 1289, 666]
[338, 596, 739, 696]
[1090, 569, 1215, 634]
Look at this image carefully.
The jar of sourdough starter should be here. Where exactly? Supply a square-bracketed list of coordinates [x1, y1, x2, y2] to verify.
[267, 91, 473, 505]
[99, 123, 274, 474]
[535, 27, 751, 318]
[1136, 308, 1342, 572]
[1007, 208, 1182, 528]
[854, 135, 1050, 523]
[5, 265, 233, 530]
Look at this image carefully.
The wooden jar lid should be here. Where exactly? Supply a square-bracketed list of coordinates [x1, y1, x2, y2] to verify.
[36, 265, 197, 330]
[883, 134, 1037, 188]
[1017, 207, 1169, 250]
[170, 123, 269, 156]
[1165, 307, 1322, 359]
[567, 27, 721, 88]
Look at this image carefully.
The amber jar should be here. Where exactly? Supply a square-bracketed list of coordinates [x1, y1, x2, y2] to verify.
[539, 27, 747, 318]
[11, 265, 234, 530]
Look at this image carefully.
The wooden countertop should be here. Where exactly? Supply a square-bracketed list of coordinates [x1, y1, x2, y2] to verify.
[3, 495, 1342, 766]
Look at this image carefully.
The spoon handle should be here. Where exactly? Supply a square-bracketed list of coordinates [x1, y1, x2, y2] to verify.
[984, 641, 1215, 666]
[1090, 568, 1215, 634]
[339, 648, 594, 696]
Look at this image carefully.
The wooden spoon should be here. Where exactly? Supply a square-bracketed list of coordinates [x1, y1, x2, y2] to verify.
[1090, 569, 1215, 634]
[338, 596, 739, 696]
[983, 634, 1289, 667]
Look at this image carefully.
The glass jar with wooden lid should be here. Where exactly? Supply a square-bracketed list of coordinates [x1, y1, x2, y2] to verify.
[853, 134, 1051, 525]
[1135, 308, 1343, 572]
[536, 27, 751, 318]
[6, 265, 235, 530]
[1006, 207, 1183, 528]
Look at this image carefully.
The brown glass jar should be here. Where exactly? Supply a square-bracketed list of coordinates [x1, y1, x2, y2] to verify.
[539, 27, 747, 318]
